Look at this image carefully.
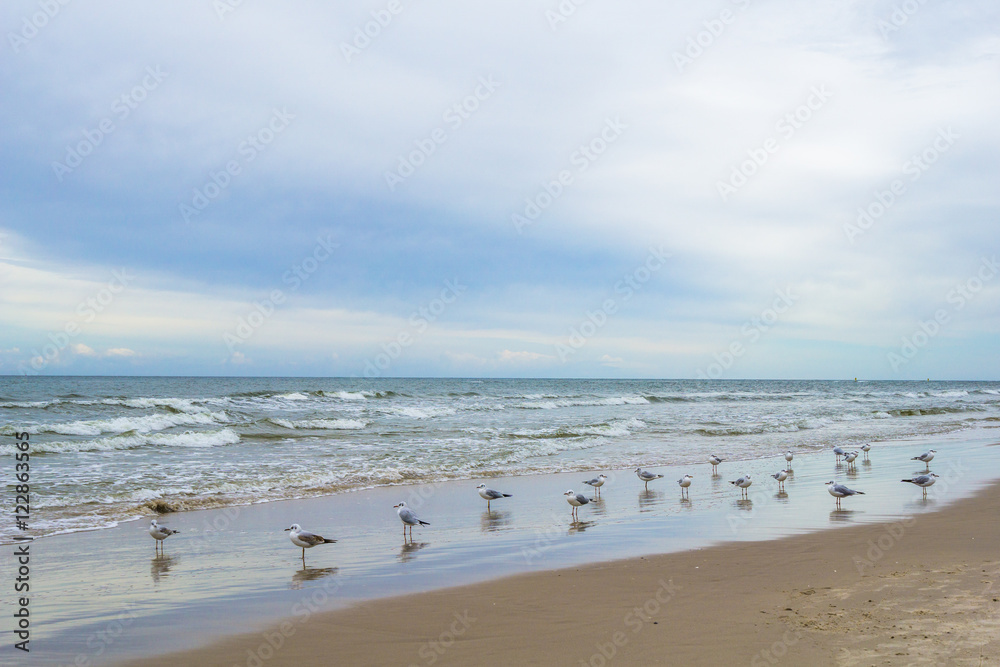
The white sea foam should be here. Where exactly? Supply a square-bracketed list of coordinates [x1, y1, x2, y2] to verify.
[0, 428, 241, 455]
[268, 418, 367, 430]
[28, 411, 229, 437]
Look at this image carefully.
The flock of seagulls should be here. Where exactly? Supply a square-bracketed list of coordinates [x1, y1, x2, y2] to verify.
[147, 444, 946, 561]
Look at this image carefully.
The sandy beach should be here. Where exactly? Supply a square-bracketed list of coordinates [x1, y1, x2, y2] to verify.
[119, 451, 1000, 666]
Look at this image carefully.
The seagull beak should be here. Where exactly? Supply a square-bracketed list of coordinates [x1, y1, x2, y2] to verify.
[284, 528, 291, 531]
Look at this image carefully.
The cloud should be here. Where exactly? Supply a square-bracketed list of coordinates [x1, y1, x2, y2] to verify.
[106, 347, 136, 357]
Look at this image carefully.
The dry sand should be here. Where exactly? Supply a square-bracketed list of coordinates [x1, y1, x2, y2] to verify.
[124, 480, 1000, 667]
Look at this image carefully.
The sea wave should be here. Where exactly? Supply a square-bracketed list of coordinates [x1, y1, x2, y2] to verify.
[12, 410, 230, 437]
[0, 428, 240, 455]
[265, 417, 368, 430]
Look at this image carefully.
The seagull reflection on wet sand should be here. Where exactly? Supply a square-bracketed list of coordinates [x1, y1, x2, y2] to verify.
[398, 540, 429, 562]
[480, 510, 512, 533]
[150, 554, 177, 584]
[291, 566, 338, 589]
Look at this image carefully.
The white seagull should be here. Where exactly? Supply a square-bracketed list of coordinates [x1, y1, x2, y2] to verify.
[901, 473, 939, 497]
[564, 489, 592, 519]
[148, 519, 179, 554]
[708, 454, 723, 473]
[826, 481, 865, 508]
[284, 523, 337, 561]
[833, 446, 846, 461]
[476, 483, 512, 511]
[677, 474, 694, 498]
[771, 470, 789, 492]
[861, 443, 872, 460]
[582, 474, 607, 497]
[911, 450, 937, 470]
[394, 501, 430, 539]
[784, 451, 794, 466]
[635, 468, 664, 489]
[730, 475, 752, 498]
[844, 451, 859, 469]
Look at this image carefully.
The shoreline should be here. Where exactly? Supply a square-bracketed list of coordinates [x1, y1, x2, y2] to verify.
[121, 473, 1000, 666]
[6, 431, 998, 665]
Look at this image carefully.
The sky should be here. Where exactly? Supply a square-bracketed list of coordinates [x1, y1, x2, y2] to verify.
[1, 1, 998, 379]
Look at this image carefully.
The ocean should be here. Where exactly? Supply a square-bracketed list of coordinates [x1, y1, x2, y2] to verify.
[2, 377, 999, 544]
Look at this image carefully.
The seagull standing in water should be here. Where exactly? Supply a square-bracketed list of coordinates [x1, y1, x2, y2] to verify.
[901, 473, 939, 497]
[826, 481, 865, 508]
[911, 450, 937, 470]
[582, 474, 607, 497]
[730, 475, 752, 498]
[148, 519, 179, 554]
[861, 443, 872, 460]
[833, 446, 846, 462]
[708, 455, 723, 474]
[476, 484, 512, 511]
[635, 468, 664, 489]
[284, 523, 337, 562]
[677, 474, 694, 498]
[771, 470, 789, 492]
[844, 451, 859, 469]
[394, 501, 430, 539]
[784, 451, 794, 467]
[564, 490, 592, 519]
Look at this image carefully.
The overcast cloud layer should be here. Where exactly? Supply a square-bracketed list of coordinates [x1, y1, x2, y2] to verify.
[1, 0, 998, 379]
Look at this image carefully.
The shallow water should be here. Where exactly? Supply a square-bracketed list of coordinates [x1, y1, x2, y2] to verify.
[1, 428, 997, 665]
[3, 377, 1000, 543]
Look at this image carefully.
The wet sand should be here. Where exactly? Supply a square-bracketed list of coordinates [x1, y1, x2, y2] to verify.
[121, 450, 1000, 666]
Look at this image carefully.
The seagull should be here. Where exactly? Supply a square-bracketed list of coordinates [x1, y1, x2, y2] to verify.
[708, 454, 723, 473]
[564, 489, 592, 519]
[901, 473, 939, 497]
[582, 474, 607, 497]
[730, 475, 752, 498]
[833, 446, 846, 461]
[677, 474, 694, 498]
[148, 519, 179, 554]
[284, 523, 337, 561]
[784, 451, 794, 467]
[861, 443, 871, 460]
[826, 481, 865, 508]
[394, 501, 430, 539]
[911, 450, 936, 470]
[476, 483, 512, 511]
[771, 470, 789, 492]
[635, 468, 664, 489]
[844, 451, 859, 469]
